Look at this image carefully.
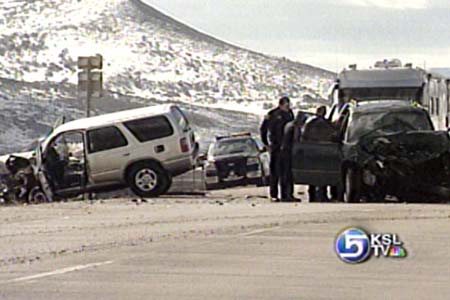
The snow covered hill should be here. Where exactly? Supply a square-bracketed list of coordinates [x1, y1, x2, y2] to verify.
[0, 0, 334, 109]
[0, 0, 335, 154]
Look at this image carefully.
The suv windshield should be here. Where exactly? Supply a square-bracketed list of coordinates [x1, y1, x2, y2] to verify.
[346, 110, 433, 142]
[209, 138, 258, 158]
[23, 139, 40, 152]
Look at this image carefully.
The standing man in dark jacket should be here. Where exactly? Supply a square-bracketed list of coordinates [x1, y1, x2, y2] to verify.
[302, 106, 331, 202]
[260, 97, 294, 201]
[280, 111, 307, 202]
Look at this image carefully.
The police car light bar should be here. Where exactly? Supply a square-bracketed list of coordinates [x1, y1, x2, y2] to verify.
[215, 132, 252, 140]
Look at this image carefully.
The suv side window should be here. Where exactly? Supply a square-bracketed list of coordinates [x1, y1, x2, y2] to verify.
[171, 106, 190, 132]
[87, 126, 128, 153]
[301, 117, 337, 143]
[124, 116, 174, 143]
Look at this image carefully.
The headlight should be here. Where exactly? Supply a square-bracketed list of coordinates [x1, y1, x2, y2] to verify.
[247, 157, 259, 165]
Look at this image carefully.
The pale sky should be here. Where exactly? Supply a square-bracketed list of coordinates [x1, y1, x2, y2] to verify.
[142, 0, 450, 71]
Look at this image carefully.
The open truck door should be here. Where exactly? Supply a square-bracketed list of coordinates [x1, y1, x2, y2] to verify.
[292, 141, 342, 189]
[291, 116, 343, 192]
[34, 141, 54, 202]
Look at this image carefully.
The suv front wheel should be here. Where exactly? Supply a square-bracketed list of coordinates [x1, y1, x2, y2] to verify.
[127, 162, 171, 197]
[344, 168, 361, 203]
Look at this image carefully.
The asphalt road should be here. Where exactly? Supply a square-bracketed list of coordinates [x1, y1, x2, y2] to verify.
[0, 186, 449, 300]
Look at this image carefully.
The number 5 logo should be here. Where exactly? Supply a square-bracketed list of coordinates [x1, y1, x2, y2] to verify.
[335, 228, 371, 264]
[341, 234, 367, 258]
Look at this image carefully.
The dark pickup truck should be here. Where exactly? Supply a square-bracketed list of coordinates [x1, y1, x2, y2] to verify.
[292, 100, 450, 203]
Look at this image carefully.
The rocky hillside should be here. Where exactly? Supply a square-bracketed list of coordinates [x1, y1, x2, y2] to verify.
[0, 0, 335, 153]
[0, 78, 261, 154]
[0, 0, 334, 107]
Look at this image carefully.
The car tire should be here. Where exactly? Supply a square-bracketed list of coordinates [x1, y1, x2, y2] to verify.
[257, 166, 270, 187]
[28, 186, 48, 204]
[344, 168, 361, 203]
[256, 178, 265, 187]
[336, 187, 345, 202]
[127, 162, 170, 198]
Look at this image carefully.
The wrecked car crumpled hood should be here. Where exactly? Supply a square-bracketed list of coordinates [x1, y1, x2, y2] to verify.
[357, 130, 450, 199]
[359, 130, 450, 164]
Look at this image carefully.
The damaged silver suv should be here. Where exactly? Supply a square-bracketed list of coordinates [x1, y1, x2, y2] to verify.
[1, 104, 198, 203]
[292, 100, 450, 203]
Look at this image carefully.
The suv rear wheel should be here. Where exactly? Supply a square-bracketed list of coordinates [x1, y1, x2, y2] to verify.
[127, 162, 171, 197]
[344, 168, 361, 203]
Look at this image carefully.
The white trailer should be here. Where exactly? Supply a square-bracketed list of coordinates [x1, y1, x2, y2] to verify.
[329, 59, 450, 130]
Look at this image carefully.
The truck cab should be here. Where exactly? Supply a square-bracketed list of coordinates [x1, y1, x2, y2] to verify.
[291, 101, 440, 203]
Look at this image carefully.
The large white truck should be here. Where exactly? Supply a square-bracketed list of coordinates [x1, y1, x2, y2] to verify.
[329, 59, 450, 130]
[291, 59, 450, 203]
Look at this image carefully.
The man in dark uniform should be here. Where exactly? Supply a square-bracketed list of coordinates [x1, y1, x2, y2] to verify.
[260, 97, 294, 202]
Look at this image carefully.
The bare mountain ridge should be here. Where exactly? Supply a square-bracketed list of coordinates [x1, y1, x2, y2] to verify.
[0, 0, 334, 107]
[130, 0, 333, 76]
[0, 0, 334, 153]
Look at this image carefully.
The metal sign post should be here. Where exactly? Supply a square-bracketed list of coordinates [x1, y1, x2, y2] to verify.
[77, 55, 103, 117]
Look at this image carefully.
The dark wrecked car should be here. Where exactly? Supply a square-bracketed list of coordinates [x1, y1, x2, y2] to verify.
[202, 133, 270, 190]
[292, 100, 450, 203]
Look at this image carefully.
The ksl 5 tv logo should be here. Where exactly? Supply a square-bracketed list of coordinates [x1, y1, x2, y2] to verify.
[335, 227, 408, 264]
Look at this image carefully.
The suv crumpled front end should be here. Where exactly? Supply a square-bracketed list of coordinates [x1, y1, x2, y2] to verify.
[0, 153, 44, 204]
[357, 131, 450, 201]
